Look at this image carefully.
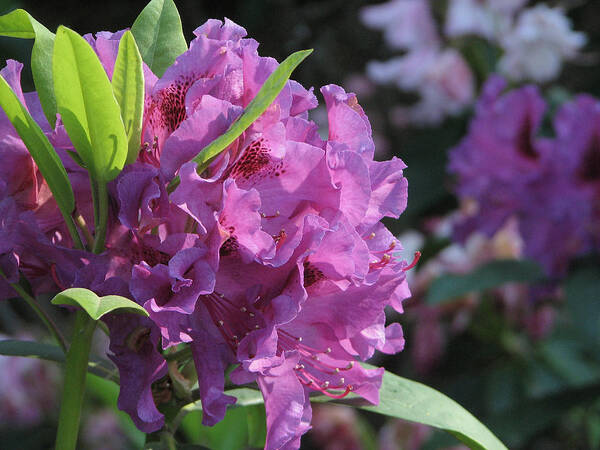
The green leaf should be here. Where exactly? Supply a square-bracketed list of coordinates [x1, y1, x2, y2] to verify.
[51, 287, 148, 321]
[0, 338, 64, 361]
[131, 0, 187, 77]
[86, 373, 146, 448]
[180, 408, 249, 450]
[245, 405, 267, 449]
[0, 339, 118, 381]
[332, 368, 507, 450]
[565, 267, 600, 345]
[191, 49, 313, 173]
[0, 9, 57, 126]
[112, 30, 145, 165]
[0, 73, 75, 216]
[487, 381, 600, 447]
[426, 259, 545, 305]
[180, 370, 507, 450]
[53, 26, 128, 182]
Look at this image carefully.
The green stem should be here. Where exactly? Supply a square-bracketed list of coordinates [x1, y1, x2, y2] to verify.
[161, 431, 177, 450]
[0, 270, 67, 352]
[92, 181, 109, 254]
[165, 345, 192, 362]
[60, 209, 85, 251]
[55, 311, 96, 450]
[74, 211, 94, 249]
[90, 178, 100, 231]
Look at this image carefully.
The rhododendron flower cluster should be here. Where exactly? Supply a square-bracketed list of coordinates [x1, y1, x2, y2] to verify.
[449, 76, 600, 277]
[0, 18, 411, 449]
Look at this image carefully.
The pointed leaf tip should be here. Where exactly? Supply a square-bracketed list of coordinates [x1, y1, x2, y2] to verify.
[51, 288, 149, 321]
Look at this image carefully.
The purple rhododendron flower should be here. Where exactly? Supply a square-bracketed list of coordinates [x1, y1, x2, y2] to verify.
[0, 17, 412, 449]
[449, 76, 600, 276]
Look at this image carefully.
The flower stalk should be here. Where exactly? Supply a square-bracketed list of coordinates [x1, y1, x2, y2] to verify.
[0, 269, 67, 352]
[92, 181, 109, 253]
[54, 310, 96, 450]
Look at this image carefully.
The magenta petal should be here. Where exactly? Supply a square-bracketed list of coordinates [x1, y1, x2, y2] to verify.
[257, 353, 312, 450]
[378, 322, 406, 354]
[321, 84, 374, 159]
[160, 96, 243, 179]
[364, 157, 408, 226]
[104, 315, 167, 433]
[189, 304, 237, 426]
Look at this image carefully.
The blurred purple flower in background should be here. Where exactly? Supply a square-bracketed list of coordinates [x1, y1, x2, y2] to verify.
[449, 76, 600, 276]
[0, 335, 59, 427]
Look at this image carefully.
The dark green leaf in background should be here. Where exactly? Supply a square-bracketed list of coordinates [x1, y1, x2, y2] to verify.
[426, 259, 545, 305]
[566, 267, 600, 345]
[0, 339, 118, 381]
[131, 0, 187, 77]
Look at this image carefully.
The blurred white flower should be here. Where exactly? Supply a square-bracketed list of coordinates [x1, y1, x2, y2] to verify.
[445, 0, 500, 40]
[369, 48, 475, 125]
[360, 0, 439, 51]
[499, 5, 586, 82]
[445, 0, 529, 40]
[487, 0, 529, 15]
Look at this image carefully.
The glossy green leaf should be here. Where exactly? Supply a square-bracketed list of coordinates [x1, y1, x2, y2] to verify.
[191, 49, 313, 172]
[426, 259, 545, 305]
[0, 9, 57, 126]
[0, 339, 118, 381]
[51, 287, 148, 321]
[53, 26, 128, 182]
[0, 73, 74, 216]
[86, 374, 145, 447]
[181, 369, 507, 450]
[112, 30, 145, 165]
[245, 405, 267, 448]
[180, 408, 249, 450]
[131, 0, 187, 77]
[343, 368, 506, 450]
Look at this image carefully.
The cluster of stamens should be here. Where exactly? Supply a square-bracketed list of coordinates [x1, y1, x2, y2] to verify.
[365, 232, 421, 272]
[260, 210, 280, 219]
[201, 292, 263, 353]
[368, 240, 398, 270]
[139, 136, 161, 166]
[278, 330, 355, 399]
[272, 229, 287, 249]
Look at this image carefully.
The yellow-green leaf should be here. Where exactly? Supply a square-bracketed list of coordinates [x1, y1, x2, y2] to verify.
[53, 26, 128, 182]
[112, 30, 145, 165]
[51, 288, 148, 321]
